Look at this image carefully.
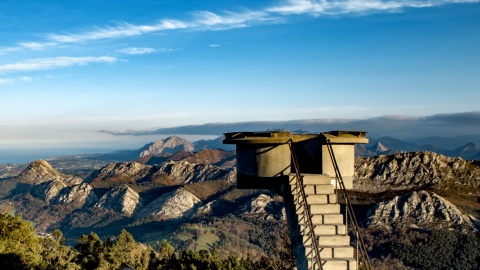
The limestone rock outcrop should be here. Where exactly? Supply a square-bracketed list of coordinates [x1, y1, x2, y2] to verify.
[156, 161, 236, 185]
[32, 180, 68, 203]
[94, 184, 142, 216]
[355, 152, 480, 193]
[57, 183, 97, 206]
[235, 194, 286, 221]
[135, 187, 201, 220]
[366, 190, 476, 232]
[139, 136, 194, 157]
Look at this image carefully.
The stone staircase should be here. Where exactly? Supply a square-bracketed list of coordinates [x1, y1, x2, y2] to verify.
[290, 173, 357, 270]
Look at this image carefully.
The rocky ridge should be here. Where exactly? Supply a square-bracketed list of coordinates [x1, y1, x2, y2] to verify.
[87, 162, 155, 183]
[87, 160, 235, 185]
[366, 190, 476, 233]
[355, 151, 480, 193]
[158, 161, 236, 185]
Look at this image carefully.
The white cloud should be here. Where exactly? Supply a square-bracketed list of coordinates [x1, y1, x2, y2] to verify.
[9, 10, 275, 51]
[0, 56, 118, 74]
[267, 0, 479, 16]
[209, 44, 221, 47]
[118, 47, 156, 55]
[192, 10, 276, 30]
[3, 0, 479, 52]
[47, 20, 188, 44]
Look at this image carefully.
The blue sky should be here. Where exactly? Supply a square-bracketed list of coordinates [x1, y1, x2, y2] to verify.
[1, 0, 479, 149]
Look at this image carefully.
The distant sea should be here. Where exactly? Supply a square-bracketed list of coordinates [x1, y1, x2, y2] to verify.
[0, 148, 115, 164]
[0, 134, 219, 165]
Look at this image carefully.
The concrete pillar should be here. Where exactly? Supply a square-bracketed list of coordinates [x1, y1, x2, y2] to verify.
[321, 144, 355, 189]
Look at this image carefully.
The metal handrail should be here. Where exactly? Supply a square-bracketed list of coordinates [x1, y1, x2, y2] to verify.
[325, 139, 373, 270]
[288, 140, 324, 270]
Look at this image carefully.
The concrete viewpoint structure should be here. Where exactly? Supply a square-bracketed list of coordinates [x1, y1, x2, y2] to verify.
[224, 131, 368, 270]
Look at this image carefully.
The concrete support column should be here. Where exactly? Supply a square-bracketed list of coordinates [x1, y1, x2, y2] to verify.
[321, 144, 355, 189]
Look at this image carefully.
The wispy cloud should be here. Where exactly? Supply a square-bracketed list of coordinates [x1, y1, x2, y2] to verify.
[0, 56, 118, 74]
[0, 46, 20, 55]
[0, 78, 15, 85]
[118, 47, 156, 55]
[192, 10, 277, 30]
[209, 44, 221, 48]
[267, 0, 479, 16]
[11, 10, 275, 51]
[0, 76, 33, 85]
[5, 0, 479, 52]
[47, 20, 188, 44]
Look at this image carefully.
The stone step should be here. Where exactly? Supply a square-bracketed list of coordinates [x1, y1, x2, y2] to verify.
[321, 258, 357, 270]
[300, 224, 347, 235]
[304, 194, 337, 204]
[303, 234, 351, 246]
[319, 235, 351, 246]
[298, 213, 344, 226]
[312, 213, 344, 225]
[289, 173, 331, 185]
[305, 245, 355, 259]
[296, 204, 340, 215]
[292, 184, 335, 195]
[306, 257, 357, 270]
[322, 246, 355, 259]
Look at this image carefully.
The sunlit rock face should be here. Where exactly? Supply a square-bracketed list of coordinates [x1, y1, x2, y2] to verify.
[135, 187, 201, 220]
[94, 184, 142, 216]
[32, 180, 68, 203]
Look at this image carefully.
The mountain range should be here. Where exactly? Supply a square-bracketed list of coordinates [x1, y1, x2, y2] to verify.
[1, 133, 480, 268]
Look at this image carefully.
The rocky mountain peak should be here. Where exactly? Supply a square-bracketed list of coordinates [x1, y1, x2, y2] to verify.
[18, 159, 70, 184]
[139, 136, 194, 157]
[366, 190, 476, 233]
[372, 142, 389, 152]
